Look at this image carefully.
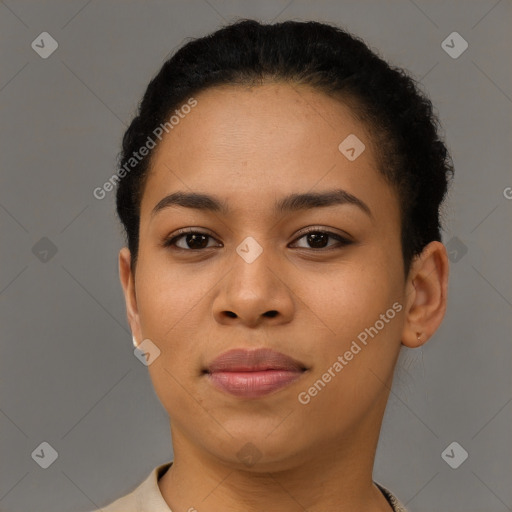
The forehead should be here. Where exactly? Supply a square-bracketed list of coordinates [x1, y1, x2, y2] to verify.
[140, 82, 396, 222]
[152, 82, 368, 161]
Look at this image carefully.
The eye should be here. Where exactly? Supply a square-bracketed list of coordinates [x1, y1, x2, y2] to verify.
[290, 228, 352, 250]
[162, 227, 352, 252]
[162, 229, 222, 251]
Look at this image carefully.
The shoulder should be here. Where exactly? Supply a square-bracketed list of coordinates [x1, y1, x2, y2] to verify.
[91, 490, 139, 512]
[88, 462, 173, 512]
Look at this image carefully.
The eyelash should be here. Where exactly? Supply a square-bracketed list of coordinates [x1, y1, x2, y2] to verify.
[162, 227, 353, 252]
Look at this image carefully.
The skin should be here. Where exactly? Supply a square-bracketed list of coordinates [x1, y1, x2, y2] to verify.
[119, 82, 449, 512]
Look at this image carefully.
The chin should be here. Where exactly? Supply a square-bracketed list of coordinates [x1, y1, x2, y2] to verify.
[205, 431, 311, 473]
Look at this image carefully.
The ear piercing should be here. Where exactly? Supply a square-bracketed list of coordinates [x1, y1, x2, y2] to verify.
[132, 335, 138, 348]
[417, 332, 423, 341]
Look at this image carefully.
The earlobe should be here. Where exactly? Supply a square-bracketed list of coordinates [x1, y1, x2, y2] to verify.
[119, 247, 142, 343]
[401, 241, 449, 348]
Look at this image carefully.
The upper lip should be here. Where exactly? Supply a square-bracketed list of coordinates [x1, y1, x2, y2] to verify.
[205, 348, 307, 373]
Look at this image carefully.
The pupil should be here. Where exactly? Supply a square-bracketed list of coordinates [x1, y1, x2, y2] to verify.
[308, 232, 327, 248]
[187, 234, 208, 249]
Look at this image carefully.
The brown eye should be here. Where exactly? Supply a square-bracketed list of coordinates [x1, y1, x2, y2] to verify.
[290, 230, 352, 250]
[305, 232, 329, 248]
[163, 230, 221, 250]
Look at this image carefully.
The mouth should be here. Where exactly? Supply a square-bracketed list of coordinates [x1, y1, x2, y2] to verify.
[204, 348, 308, 399]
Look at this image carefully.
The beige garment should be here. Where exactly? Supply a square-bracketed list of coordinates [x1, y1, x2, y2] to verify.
[90, 463, 172, 512]
[91, 461, 408, 512]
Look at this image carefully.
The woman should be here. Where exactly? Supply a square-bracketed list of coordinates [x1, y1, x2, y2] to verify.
[95, 18, 452, 512]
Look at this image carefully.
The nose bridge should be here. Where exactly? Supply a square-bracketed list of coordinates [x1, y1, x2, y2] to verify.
[231, 234, 278, 298]
[213, 233, 294, 325]
[235, 234, 266, 266]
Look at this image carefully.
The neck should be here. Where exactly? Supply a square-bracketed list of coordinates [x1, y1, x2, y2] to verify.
[158, 402, 394, 512]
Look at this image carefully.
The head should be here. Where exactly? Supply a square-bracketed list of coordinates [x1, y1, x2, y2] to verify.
[117, 20, 452, 471]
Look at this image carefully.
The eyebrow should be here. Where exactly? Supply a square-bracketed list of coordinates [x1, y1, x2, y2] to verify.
[151, 188, 372, 219]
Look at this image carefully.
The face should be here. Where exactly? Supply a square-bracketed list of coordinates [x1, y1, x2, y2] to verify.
[121, 82, 409, 471]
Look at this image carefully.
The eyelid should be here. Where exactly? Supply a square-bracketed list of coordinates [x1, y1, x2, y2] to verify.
[168, 226, 217, 238]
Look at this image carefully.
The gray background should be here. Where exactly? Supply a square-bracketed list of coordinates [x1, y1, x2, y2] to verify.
[1, 1, 511, 511]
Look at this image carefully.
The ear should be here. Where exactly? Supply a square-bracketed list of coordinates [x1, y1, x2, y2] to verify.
[119, 247, 142, 346]
[401, 241, 449, 348]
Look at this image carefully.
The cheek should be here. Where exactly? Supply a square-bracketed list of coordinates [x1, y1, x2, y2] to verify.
[136, 262, 209, 416]
[135, 249, 204, 332]
[296, 266, 403, 423]
[299, 249, 404, 393]
[134, 255, 228, 399]
[300, 258, 396, 336]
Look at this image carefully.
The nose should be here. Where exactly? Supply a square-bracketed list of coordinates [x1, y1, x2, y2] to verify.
[212, 240, 295, 328]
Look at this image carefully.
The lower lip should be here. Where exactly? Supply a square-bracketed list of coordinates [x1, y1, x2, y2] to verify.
[207, 370, 304, 398]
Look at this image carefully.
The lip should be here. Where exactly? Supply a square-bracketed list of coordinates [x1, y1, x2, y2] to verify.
[205, 348, 307, 398]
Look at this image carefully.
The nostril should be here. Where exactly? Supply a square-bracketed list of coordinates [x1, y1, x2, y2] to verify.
[264, 310, 278, 318]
